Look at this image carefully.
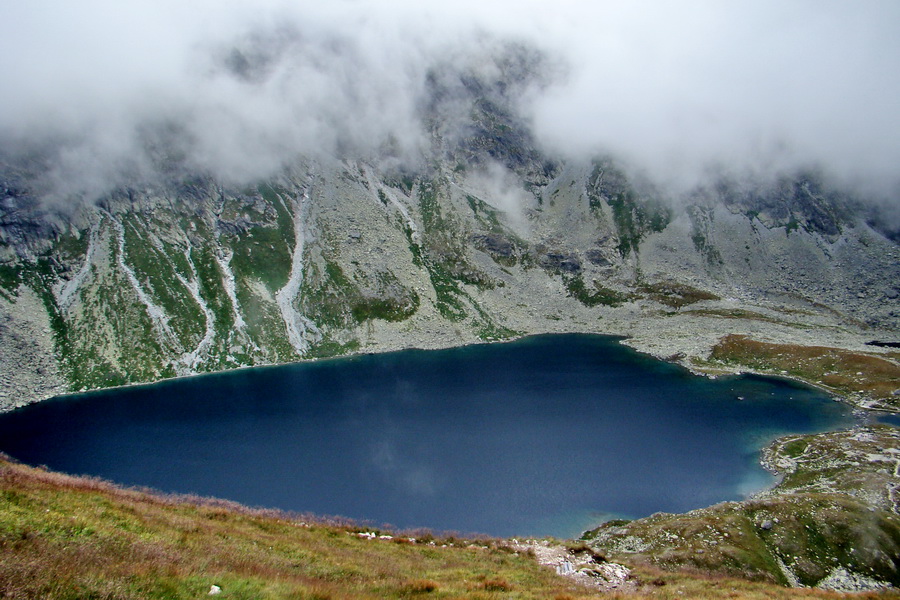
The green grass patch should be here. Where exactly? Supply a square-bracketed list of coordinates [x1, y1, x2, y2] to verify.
[302, 258, 419, 330]
[304, 336, 361, 360]
[474, 321, 521, 342]
[53, 229, 90, 263]
[232, 277, 296, 362]
[565, 275, 631, 307]
[229, 224, 293, 294]
[120, 216, 205, 346]
[0, 263, 21, 299]
[188, 244, 233, 342]
[586, 160, 670, 256]
[780, 439, 808, 459]
[466, 194, 504, 233]
[227, 186, 296, 294]
[351, 295, 419, 323]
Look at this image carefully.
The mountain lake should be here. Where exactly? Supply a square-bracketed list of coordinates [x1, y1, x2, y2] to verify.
[0, 334, 856, 538]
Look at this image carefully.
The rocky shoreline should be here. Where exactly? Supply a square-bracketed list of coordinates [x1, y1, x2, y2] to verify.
[584, 425, 900, 591]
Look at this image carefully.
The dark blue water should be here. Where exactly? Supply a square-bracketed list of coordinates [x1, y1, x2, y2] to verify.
[0, 334, 854, 537]
[878, 413, 900, 427]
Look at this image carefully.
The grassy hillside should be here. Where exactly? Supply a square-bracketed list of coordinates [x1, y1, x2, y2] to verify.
[1, 455, 897, 599]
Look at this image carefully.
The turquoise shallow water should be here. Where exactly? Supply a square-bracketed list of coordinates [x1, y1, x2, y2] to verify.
[0, 334, 855, 537]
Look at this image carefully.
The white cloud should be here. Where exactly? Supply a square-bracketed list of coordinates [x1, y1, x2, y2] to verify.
[467, 161, 535, 235]
[1, 0, 898, 199]
[526, 1, 900, 193]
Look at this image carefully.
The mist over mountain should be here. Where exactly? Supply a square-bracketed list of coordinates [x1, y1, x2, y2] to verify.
[2, 0, 900, 206]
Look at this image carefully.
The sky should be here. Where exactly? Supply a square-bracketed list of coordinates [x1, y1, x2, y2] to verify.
[1, 0, 899, 200]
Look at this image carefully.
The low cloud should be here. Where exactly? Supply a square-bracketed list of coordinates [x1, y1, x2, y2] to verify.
[467, 162, 536, 235]
[1, 1, 446, 199]
[1, 0, 899, 203]
[527, 0, 900, 196]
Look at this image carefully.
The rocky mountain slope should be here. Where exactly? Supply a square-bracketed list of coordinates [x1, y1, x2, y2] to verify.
[0, 58, 899, 410]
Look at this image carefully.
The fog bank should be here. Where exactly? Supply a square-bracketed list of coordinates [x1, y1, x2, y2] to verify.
[1, 0, 898, 201]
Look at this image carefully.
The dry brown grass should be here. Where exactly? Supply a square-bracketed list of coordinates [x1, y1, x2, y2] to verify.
[709, 334, 900, 402]
[682, 307, 800, 327]
[398, 578, 439, 594]
[638, 281, 720, 308]
[625, 565, 899, 599]
[475, 576, 514, 591]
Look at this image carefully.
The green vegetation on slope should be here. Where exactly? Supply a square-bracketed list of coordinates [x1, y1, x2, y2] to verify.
[302, 259, 418, 330]
[69, 255, 170, 388]
[564, 275, 632, 308]
[219, 187, 301, 363]
[17, 259, 69, 361]
[186, 240, 235, 364]
[417, 179, 482, 320]
[228, 220, 294, 294]
[120, 215, 205, 347]
[413, 178, 517, 340]
[585, 160, 671, 257]
[44, 220, 178, 390]
[0, 264, 21, 300]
